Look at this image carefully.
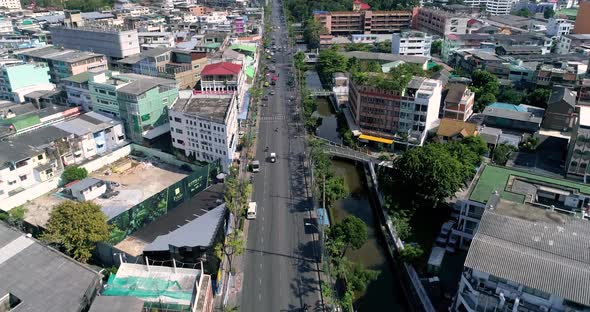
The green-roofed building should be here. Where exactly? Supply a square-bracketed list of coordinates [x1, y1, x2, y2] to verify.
[451, 164, 590, 250]
[229, 44, 257, 57]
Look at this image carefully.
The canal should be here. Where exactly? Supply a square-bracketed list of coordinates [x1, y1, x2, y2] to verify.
[305, 69, 406, 310]
[305, 70, 340, 143]
[331, 159, 408, 312]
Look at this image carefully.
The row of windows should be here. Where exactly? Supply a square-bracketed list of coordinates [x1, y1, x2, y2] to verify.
[170, 116, 226, 132]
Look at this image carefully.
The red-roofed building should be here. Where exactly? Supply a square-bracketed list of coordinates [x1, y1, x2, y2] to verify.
[200, 62, 244, 93]
[353, 0, 371, 11]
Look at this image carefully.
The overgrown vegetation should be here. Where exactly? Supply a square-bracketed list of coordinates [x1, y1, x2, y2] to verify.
[62, 166, 88, 184]
[0, 206, 27, 230]
[379, 137, 488, 268]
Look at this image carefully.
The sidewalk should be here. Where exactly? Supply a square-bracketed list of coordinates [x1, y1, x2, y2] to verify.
[213, 55, 263, 311]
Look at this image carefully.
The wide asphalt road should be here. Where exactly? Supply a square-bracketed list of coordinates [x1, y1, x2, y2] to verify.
[240, 1, 322, 312]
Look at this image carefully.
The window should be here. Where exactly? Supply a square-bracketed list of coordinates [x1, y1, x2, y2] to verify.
[489, 275, 508, 285]
[19, 175, 27, 181]
[175, 129, 183, 134]
[523, 286, 550, 300]
[174, 117, 182, 123]
[172, 138, 176, 143]
[37, 154, 43, 160]
[169, 116, 173, 121]
[177, 139, 185, 145]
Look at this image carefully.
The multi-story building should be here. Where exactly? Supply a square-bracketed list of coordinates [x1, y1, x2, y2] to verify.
[200, 62, 243, 93]
[535, 61, 588, 88]
[391, 31, 432, 57]
[546, 18, 573, 38]
[313, 9, 412, 36]
[0, 223, 102, 312]
[50, 26, 140, 66]
[454, 182, 590, 312]
[61, 72, 94, 111]
[15, 45, 107, 84]
[557, 34, 590, 55]
[0, 60, 54, 103]
[348, 75, 442, 146]
[482, 102, 544, 133]
[0, 105, 81, 139]
[0, 17, 13, 33]
[117, 47, 207, 89]
[542, 86, 577, 132]
[169, 93, 238, 172]
[0, 0, 21, 9]
[485, 0, 514, 15]
[443, 83, 474, 121]
[0, 111, 125, 202]
[138, 32, 176, 50]
[413, 7, 470, 37]
[88, 71, 178, 143]
[573, 1, 590, 35]
[451, 164, 590, 252]
[566, 105, 590, 179]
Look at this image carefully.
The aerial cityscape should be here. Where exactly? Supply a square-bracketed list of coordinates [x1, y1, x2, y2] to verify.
[0, 0, 589, 311]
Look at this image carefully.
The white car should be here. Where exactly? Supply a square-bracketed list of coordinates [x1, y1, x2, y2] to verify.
[270, 152, 276, 163]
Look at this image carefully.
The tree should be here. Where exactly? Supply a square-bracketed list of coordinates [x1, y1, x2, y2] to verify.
[497, 88, 524, 104]
[492, 144, 514, 166]
[62, 166, 88, 184]
[430, 40, 442, 55]
[475, 92, 497, 112]
[544, 7, 555, 19]
[399, 244, 424, 265]
[524, 88, 551, 109]
[317, 47, 348, 82]
[471, 70, 500, 95]
[373, 40, 392, 53]
[41, 201, 110, 262]
[514, 8, 532, 18]
[392, 143, 471, 203]
[327, 216, 368, 258]
[303, 17, 325, 49]
[214, 230, 245, 275]
[325, 176, 347, 207]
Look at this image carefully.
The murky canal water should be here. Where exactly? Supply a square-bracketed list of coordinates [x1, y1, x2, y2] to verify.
[331, 160, 407, 311]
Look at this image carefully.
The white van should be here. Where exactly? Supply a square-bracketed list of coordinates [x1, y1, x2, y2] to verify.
[247, 202, 257, 219]
[252, 160, 260, 172]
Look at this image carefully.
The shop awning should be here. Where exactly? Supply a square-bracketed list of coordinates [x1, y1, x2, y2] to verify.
[359, 134, 394, 144]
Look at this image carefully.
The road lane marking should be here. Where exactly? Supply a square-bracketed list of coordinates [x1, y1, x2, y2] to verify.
[258, 293, 261, 301]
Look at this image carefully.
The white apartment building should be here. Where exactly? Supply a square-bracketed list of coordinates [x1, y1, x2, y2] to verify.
[169, 93, 238, 172]
[0, 0, 21, 9]
[50, 26, 140, 65]
[392, 31, 432, 57]
[455, 205, 590, 312]
[138, 32, 176, 50]
[485, 0, 514, 15]
[0, 18, 13, 33]
[0, 112, 125, 202]
[546, 18, 573, 38]
[566, 106, 590, 178]
[61, 72, 93, 111]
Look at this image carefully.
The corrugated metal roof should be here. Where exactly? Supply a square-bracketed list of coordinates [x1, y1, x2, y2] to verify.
[465, 211, 590, 306]
[144, 204, 226, 252]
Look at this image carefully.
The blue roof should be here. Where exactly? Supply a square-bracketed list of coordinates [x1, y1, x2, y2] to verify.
[317, 208, 330, 226]
[238, 91, 250, 120]
[487, 102, 527, 112]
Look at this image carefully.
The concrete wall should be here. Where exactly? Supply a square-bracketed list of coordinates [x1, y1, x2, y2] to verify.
[80, 144, 132, 174]
[1, 178, 60, 211]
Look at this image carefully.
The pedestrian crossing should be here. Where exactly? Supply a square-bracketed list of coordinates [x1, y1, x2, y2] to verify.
[260, 115, 288, 121]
